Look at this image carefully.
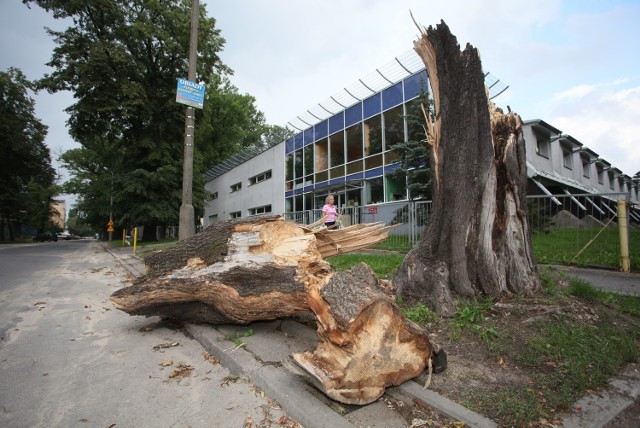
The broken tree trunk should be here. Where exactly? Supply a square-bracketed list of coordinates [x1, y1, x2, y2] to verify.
[292, 262, 433, 405]
[394, 19, 540, 316]
[110, 216, 397, 324]
[110, 215, 437, 405]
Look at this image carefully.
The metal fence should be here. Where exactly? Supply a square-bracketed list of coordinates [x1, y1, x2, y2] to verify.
[284, 192, 638, 269]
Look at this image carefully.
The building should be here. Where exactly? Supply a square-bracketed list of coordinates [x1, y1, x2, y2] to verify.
[203, 52, 639, 227]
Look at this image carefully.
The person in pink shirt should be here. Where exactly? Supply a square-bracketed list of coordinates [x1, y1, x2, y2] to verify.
[322, 195, 337, 228]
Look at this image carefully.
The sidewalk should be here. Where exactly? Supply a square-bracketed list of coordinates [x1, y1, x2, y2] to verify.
[103, 243, 640, 427]
[550, 264, 640, 296]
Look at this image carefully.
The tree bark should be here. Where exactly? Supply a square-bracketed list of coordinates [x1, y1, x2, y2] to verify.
[111, 216, 325, 324]
[110, 216, 399, 324]
[395, 20, 539, 316]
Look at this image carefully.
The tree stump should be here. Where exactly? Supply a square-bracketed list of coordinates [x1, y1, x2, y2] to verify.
[394, 19, 540, 315]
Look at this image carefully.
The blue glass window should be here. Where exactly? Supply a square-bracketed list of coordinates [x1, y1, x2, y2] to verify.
[364, 167, 384, 179]
[303, 127, 314, 146]
[329, 177, 346, 186]
[345, 103, 362, 127]
[329, 112, 344, 135]
[382, 82, 403, 110]
[363, 93, 381, 119]
[285, 137, 295, 154]
[404, 71, 429, 101]
[294, 133, 303, 150]
[315, 120, 328, 140]
[346, 172, 364, 181]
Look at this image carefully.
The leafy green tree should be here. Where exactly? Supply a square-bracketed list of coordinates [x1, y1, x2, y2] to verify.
[391, 84, 434, 201]
[0, 68, 58, 240]
[196, 75, 268, 170]
[27, 0, 230, 237]
[66, 207, 95, 237]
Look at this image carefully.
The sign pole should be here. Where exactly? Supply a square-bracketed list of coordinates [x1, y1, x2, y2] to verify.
[179, 0, 199, 241]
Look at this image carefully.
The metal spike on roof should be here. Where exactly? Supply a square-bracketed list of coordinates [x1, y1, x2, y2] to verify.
[286, 49, 508, 132]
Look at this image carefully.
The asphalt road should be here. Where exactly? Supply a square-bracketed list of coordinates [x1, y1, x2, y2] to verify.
[0, 240, 295, 427]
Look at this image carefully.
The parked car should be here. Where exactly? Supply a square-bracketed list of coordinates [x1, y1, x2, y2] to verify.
[33, 232, 58, 242]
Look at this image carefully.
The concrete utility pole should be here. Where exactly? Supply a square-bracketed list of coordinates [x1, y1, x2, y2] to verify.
[179, 0, 199, 241]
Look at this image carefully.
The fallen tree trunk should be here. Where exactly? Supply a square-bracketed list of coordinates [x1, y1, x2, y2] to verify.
[110, 216, 439, 404]
[110, 216, 398, 324]
[293, 262, 434, 405]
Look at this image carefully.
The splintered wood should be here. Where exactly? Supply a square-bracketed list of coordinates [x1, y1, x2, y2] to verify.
[110, 216, 436, 405]
[110, 216, 395, 324]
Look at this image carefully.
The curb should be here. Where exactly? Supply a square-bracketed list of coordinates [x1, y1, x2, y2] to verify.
[185, 323, 354, 428]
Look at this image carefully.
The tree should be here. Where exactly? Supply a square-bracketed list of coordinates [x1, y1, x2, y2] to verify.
[0, 67, 58, 240]
[195, 74, 269, 172]
[27, 0, 230, 236]
[66, 207, 95, 237]
[391, 83, 434, 201]
[394, 20, 539, 316]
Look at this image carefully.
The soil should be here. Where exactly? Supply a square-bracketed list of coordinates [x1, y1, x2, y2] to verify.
[404, 274, 640, 427]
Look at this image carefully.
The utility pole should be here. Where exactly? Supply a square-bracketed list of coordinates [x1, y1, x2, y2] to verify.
[179, 0, 199, 241]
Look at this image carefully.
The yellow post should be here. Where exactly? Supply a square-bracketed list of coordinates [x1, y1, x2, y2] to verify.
[133, 227, 138, 256]
[617, 199, 630, 273]
[122, 229, 126, 247]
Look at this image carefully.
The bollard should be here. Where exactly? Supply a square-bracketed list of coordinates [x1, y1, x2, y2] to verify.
[133, 227, 138, 256]
[617, 199, 630, 273]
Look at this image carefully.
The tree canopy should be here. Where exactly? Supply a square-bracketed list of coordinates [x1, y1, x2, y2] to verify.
[27, 0, 268, 235]
[0, 67, 58, 240]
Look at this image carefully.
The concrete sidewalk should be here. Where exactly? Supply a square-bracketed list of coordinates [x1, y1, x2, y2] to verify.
[550, 264, 640, 296]
[104, 243, 640, 427]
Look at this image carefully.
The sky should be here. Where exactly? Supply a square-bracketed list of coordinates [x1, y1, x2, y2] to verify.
[1, 0, 639, 210]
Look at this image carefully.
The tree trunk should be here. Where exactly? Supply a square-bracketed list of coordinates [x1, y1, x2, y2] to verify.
[395, 20, 539, 316]
[110, 216, 438, 404]
[110, 216, 399, 324]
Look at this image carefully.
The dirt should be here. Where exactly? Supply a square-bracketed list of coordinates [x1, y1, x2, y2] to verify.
[404, 281, 640, 427]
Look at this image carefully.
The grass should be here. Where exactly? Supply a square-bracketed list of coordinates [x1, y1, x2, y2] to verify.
[327, 253, 405, 279]
[531, 227, 640, 270]
[373, 227, 639, 270]
[330, 252, 640, 426]
[220, 328, 254, 347]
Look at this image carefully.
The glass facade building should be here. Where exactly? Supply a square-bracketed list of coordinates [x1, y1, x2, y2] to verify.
[284, 70, 429, 213]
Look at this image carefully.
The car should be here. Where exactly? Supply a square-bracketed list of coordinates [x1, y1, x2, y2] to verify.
[33, 232, 58, 242]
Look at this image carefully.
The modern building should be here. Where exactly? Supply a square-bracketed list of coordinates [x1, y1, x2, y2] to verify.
[203, 51, 639, 227]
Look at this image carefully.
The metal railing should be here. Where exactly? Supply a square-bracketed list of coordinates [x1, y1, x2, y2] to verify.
[284, 192, 638, 269]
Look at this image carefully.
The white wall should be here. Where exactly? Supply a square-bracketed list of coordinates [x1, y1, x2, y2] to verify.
[203, 143, 285, 226]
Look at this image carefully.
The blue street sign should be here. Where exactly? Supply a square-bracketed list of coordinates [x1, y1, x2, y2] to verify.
[176, 78, 205, 109]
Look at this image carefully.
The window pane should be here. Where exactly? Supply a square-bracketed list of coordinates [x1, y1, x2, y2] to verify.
[366, 177, 384, 204]
[363, 93, 381, 119]
[364, 115, 382, 155]
[382, 82, 403, 110]
[315, 138, 328, 171]
[365, 154, 383, 170]
[384, 105, 405, 149]
[330, 131, 345, 167]
[294, 149, 303, 178]
[304, 146, 314, 175]
[345, 123, 363, 162]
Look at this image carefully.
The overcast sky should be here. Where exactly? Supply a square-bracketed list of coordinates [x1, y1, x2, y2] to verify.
[1, 0, 639, 209]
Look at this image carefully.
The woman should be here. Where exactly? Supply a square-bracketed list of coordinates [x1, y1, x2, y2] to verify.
[322, 195, 338, 228]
